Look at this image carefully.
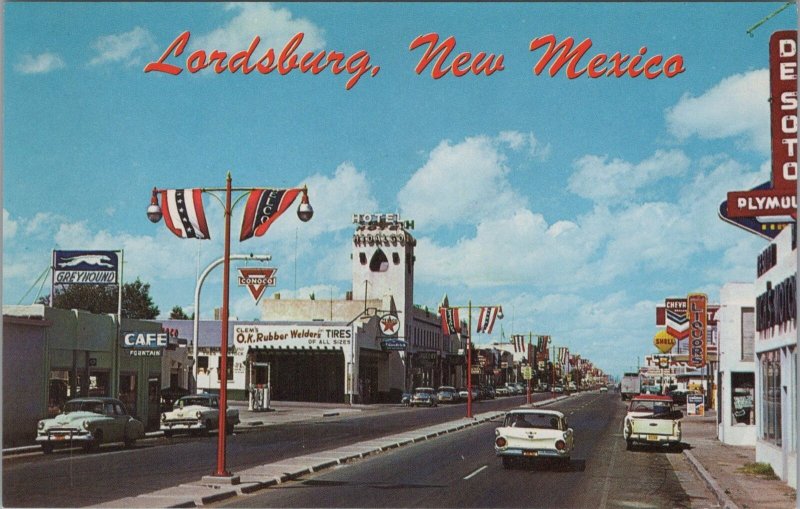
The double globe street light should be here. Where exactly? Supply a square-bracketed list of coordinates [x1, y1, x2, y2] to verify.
[147, 173, 312, 480]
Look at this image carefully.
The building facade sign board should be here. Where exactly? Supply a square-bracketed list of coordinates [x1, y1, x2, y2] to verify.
[52, 250, 119, 285]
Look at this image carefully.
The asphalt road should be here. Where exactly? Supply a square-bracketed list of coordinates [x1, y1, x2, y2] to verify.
[2, 394, 538, 507]
[215, 393, 699, 508]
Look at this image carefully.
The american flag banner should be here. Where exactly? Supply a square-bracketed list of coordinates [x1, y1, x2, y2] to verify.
[476, 306, 503, 334]
[160, 189, 211, 239]
[439, 307, 461, 335]
[558, 347, 569, 366]
[239, 188, 304, 241]
[511, 334, 525, 352]
[541, 335, 550, 353]
[537, 336, 544, 350]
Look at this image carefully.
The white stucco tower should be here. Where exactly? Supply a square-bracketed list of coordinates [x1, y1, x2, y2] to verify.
[351, 214, 416, 339]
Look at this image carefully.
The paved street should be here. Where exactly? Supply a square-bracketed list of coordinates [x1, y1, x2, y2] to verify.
[215, 392, 714, 508]
[2, 395, 533, 507]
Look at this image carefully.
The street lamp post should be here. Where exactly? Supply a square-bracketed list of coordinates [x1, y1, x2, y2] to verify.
[147, 173, 312, 479]
[440, 301, 502, 419]
[193, 254, 271, 394]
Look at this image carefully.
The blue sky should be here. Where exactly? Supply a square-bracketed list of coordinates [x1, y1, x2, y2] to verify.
[3, 2, 793, 377]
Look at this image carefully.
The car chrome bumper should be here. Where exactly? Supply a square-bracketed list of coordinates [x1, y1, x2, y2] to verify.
[495, 447, 567, 458]
[36, 431, 92, 443]
[161, 421, 205, 431]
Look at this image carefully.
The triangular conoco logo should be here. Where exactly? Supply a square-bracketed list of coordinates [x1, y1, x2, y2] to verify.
[237, 267, 277, 302]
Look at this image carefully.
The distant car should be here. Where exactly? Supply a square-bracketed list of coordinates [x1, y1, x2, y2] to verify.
[495, 386, 510, 397]
[36, 397, 144, 454]
[480, 385, 496, 399]
[409, 387, 438, 407]
[553, 385, 564, 393]
[401, 392, 412, 406]
[494, 409, 574, 469]
[600, 386, 609, 393]
[667, 390, 689, 406]
[436, 386, 459, 403]
[459, 387, 480, 401]
[161, 393, 240, 437]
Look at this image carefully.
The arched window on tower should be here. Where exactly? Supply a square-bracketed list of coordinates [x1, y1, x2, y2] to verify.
[369, 249, 389, 272]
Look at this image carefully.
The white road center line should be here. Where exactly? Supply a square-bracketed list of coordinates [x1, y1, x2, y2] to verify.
[464, 465, 488, 480]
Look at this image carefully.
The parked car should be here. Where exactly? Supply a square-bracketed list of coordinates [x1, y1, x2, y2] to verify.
[505, 384, 519, 396]
[495, 386, 510, 397]
[480, 385, 496, 399]
[458, 387, 480, 401]
[409, 387, 438, 407]
[600, 386, 609, 393]
[553, 385, 565, 393]
[36, 397, 144, 454]
[666, 389, 689, 406]
[401, 392, 412, 406]
[436, 386, 459, 403]
[160, 393, 240, 437]
[494, 409, 574, 469]
[623, 394, 682, 450]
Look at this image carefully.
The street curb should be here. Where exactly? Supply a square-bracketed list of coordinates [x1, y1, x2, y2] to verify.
[683, 448, 739, 509]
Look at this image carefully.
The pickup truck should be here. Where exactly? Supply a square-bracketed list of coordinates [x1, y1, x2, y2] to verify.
[622, 394, 683, 450]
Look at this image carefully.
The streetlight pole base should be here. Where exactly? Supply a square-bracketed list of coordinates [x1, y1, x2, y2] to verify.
[202, 474, 240, 485]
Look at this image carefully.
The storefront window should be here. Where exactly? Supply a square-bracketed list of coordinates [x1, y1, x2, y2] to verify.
[217, 356, 234, 381]
[197, 356, 208, 374]
[119, 373, 138, 418]
[760, 353, 781, 446]
[48, 369, 71, 416]
[731, 372, 755, 426]
[740, 308, 754, 362]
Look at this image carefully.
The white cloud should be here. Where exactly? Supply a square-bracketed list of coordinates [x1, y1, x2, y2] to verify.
[665, 70, 770, 154]
[193, 3, 325, 53]
[568, 149, 690, 203]
[3, 209, 18, 240]
[398, 134, 531, 230]
[15, 53, 66, 74]
[89, 27, 158, 67]
[411, 147, 766, 295]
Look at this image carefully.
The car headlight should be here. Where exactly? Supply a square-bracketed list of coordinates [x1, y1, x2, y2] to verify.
[495, 437, 507, 448]
[83, 420, 90, 430]
[38, 421, 45, 430]
[196, 411, 202, 419]
[555, 440, 567, 451]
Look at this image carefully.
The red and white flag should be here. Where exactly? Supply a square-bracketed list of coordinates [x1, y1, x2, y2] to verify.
[511, 334, 525, 352]
[476, 306, 503, 334]
[240, 188, 303, 241]
[161, 189, 210, 239]
[439, 307, 461, 335]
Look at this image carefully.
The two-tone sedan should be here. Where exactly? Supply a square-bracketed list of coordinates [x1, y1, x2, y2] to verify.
[160, 393, 240, 437]
[409, 387, 438, 407]
[494, 409, 574, 468]
[36, 397, 144, 454]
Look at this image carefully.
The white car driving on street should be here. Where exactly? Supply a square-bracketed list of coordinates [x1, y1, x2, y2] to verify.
[495, 409, 574, 468]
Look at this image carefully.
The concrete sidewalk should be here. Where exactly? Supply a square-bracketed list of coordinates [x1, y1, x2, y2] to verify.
[680, 409, 796, 509]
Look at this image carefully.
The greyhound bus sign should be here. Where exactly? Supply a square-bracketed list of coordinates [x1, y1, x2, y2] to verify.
[52, 250, 119, 285]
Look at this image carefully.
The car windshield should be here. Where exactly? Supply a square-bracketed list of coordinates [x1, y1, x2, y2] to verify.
[630, 400, 672, 414]
[63, 401, 105, 414]
[414, 388, 434, 395]
[176, 397, 214, 408]
[504, 413, 563, 430]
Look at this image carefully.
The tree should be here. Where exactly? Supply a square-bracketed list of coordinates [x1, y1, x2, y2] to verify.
[40, 278, 160, 319]
[170, 306, 193, 320]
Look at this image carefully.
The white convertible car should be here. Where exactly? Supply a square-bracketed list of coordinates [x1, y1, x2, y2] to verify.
[160, 393, 240, 437]
[494, 409, 574, 468]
